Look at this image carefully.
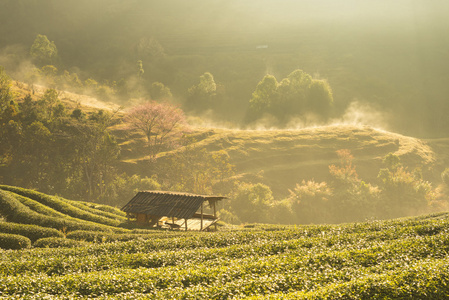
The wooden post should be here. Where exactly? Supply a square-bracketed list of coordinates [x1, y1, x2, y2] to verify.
[185, 218, 188, 231]
[213, 200, 217, 231]
[200, 202, 204, 231]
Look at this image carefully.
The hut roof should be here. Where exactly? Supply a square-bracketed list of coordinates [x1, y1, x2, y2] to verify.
[121, 191, 225, 219]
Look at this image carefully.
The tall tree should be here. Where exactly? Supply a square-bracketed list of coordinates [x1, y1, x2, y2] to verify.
[246, 74, 278, 123]
[137, 60, 144, 79]
[149, 82, 172, 100]
[30, 34, 58, 65]
[185, 72, 217, 113]
[157, 142, 235, 195]
[245, 70, 333, 127]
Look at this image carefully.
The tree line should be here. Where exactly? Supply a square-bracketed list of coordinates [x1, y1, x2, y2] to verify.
[23, 34, 335, 129]
[2, 0, 449, 138]
[0, 67, 160, 204]
[221, 150, 447, 225]
[0, 66, 233, 207]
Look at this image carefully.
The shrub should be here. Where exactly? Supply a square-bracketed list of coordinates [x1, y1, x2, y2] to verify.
[231, 183, 274, 223]
[0, 233, 31, 250]
[66, 230, 177, 243]
[33, 237, 87, 248]
[0, 221, 64, 242]
[288, 180, 332, 224]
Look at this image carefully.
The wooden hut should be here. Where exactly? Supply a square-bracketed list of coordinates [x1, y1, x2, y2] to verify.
[121, 191, 225, 231]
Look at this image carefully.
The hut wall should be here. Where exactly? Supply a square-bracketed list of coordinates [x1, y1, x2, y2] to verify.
[136, 213, 147, 226]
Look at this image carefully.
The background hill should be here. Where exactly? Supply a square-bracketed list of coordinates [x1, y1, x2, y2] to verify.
[3, 78, 449, 224]
[11, 80, 447, 199]
[119, 124, 440, 198]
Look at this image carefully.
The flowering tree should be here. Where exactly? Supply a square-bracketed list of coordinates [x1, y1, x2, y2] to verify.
[125, 101, 187, 155]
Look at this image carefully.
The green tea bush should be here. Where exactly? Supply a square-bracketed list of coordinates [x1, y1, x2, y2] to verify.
[66, 199, 127, 221]
[0, 189, 122, 233]
[0, 221, 64, 242]
[0, 185, 124, 226]
[0, 233, 31, 250]
[33, 237, 87, 248]
[2, 211, 449, 298]
[66, 230, 110, 242]
[66, 230, 184, 243]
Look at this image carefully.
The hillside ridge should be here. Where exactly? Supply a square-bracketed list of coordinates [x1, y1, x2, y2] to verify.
[121, 124, 439, 197]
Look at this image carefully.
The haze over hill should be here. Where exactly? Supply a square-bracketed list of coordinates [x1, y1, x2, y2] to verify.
[5, 77, 449, 222]
[1, 0, 449, 136]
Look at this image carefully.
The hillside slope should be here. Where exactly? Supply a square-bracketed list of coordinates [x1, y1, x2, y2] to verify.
[8, 81, 448, 198]
[0, 186, 128, 234]
[122, 125, 438, 197]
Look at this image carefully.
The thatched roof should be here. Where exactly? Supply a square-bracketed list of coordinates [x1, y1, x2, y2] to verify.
[121, 191, 225, 219]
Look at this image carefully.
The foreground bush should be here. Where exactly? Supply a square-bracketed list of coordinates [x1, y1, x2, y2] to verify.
[66, 230, 110, 243]
[0, 233, 31, 250]
[66, 199, 127, 221]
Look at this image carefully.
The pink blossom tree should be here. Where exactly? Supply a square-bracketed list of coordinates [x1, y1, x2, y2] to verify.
[125, 101, 187, 155]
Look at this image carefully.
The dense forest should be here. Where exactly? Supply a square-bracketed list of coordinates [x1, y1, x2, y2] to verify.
[1, 0, 449, 136]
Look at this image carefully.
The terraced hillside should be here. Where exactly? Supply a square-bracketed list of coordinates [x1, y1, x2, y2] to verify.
[1, 185, 449, 298]
[0, 186, 194, 249]
[0, 186, 128, 237]
[121, 125, 438, 197]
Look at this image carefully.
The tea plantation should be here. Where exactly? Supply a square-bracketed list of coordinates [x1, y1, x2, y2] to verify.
[1, 185, 449, 299]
